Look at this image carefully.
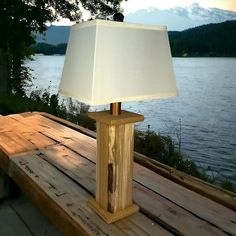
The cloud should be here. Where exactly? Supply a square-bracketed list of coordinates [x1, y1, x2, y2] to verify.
[121, 0, 236, 14]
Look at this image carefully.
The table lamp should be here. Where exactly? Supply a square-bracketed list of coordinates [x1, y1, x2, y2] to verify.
[59, 19, 178, 224]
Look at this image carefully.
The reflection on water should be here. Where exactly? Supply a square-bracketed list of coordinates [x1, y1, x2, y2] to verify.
[26, 56, 236, 183]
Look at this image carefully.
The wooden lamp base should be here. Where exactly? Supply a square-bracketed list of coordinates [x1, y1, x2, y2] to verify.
[89, 198, 139, 224]
[88, 110, 144, 224]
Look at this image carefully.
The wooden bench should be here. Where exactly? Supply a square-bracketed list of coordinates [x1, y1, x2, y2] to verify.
[0, 112, 235, 235]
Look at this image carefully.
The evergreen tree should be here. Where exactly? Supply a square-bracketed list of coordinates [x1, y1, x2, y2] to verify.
[169, 20, 236, 57]
[0, 0, 123, 95]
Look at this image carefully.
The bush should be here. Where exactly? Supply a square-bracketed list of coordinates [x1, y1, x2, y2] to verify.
[135, 129, 212, 182]
[0, 91, 95, 131]
[221, 179, 236, 192]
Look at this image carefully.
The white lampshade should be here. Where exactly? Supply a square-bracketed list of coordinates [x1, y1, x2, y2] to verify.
[59, 20, 178, 105]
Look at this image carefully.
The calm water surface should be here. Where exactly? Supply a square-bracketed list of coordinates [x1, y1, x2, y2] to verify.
[26, 56, 236, 183]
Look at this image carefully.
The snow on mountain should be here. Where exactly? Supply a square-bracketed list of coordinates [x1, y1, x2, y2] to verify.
[125, 3, 236, 31]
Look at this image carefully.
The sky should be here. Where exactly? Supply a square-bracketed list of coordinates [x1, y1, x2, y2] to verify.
[121, 0, 236, 14]
[53, 0, 236, 25]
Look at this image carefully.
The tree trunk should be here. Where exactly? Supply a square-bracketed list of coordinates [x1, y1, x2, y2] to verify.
[0, 48, 10, 94]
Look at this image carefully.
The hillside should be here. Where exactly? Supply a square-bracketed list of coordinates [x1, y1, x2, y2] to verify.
[35, 26, 70, 45]
[169, 20, 236, 57]
[34, 20, 236, 57]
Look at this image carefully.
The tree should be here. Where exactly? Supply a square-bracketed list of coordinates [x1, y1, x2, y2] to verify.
[169, 20, 236, 57]
[0, 0, 123, 95]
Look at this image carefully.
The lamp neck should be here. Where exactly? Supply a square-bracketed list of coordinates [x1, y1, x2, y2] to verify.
[110, 102, 121, 115]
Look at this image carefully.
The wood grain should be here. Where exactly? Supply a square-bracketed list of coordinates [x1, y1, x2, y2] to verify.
[0, 115, 55, 156]
[90, 111, 141, 223]
[38, 145, 232, 235]
[39, 112, 97, 138]
[96, 122, 135, 213]
[8, 113, 234, 233]
[37, 112, 236, 210]
[134, 152, 236, 210]
[0, 113, 236, 235]
[134, 162, 236, 234]
[9, 151, 171, 235]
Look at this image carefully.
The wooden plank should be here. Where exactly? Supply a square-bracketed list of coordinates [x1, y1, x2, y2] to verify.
[1, 113, 235, 232]
[134, 163, 236, 234]
[42, 128, 236, 222]
[9, 151, 171, 236]
[7, 115, 62, 139]
[38, 145, 229, 236]
[9, 154, 92, 236]
[35, 147, 172, 235]
[10, 114, 93, 147]
[0, 130, 54, 156]
[38, 112, 97, 138]
[134, 152, 236, 210]
[0, 131, 36, 155]
[6, 115, 56, 148]
[133, 184, 227, 236]
[20, 131, 56, 149]
[65, 136, 236, 235]
[0, 116, 56, 154]
[11, 113, 97, 158]
[21, 116, 97, 160]
[0, 116, 16, 132]
[36, 112, 236, 210]
[0, 132, 17, 155]
[15, 114, 235, 234]
[7, 114, 236, 228]
[0, 116, 35, 134]
[5, 114, 54, 135]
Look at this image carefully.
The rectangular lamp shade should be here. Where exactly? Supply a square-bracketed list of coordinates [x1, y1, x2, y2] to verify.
[59, 20, 178, 106]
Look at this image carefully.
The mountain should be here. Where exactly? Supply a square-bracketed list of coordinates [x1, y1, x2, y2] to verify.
[35, 26, 70, 45]
[34, 20, 236, 57]
[125, 3, 236, 31]
[169, 20, 236, 57]
[35, 3, 236, 44]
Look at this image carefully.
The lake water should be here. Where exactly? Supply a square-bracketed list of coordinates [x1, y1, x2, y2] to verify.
[26, 55, 236, 184]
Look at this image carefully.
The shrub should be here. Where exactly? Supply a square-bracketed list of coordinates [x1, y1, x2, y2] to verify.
[0, 91, 95, 131]
[135, 129, 211, 181]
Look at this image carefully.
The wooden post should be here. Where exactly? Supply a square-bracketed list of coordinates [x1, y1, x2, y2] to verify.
[88, 110, 144, 223]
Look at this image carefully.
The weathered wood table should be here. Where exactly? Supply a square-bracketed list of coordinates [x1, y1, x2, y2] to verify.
[0, 112, 235, 235]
